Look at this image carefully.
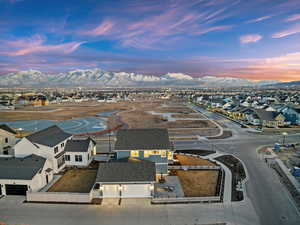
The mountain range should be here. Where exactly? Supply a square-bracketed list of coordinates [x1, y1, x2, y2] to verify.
[0, 68, 281, 88]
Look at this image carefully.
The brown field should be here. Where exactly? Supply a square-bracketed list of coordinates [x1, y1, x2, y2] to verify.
[156, 107, 196, 114]
[175, 170, 219, 197]
[176, 154, 216, 166]
[0, 101, 131, 121]
[48, 169, 97, 193]
[0, 99, 219, 132]
[171, 113, 205, 119]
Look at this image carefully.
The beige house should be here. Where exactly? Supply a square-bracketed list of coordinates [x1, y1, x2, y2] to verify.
[0, 124, 17, 155]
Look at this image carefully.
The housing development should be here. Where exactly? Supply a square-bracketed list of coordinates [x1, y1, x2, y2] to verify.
[1, 0, 300, 224]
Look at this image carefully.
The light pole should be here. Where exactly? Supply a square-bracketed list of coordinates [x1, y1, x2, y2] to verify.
[282, 132, 288, 146]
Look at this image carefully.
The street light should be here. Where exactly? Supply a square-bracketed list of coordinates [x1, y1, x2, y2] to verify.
[282, 132, 288, 146]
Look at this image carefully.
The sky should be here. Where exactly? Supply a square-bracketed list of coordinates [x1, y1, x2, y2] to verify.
[0, 0, 300, 81]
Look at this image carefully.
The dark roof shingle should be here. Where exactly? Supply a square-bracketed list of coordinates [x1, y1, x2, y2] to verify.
[96, 158, 155, 183]
[114, 128, 171, 151]
[0, 154, 46, 180]
[26, 125, 72, 147]
[64, 138, 94, 152]
[0, 124, 17, 134]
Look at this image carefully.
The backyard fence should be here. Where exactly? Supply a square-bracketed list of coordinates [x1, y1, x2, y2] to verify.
[26, 191, 91, 203]
[168, 165, 220, 170]
[151, 196, 221, 204]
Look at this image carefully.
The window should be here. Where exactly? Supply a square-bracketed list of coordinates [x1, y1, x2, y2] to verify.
[144, 151, 150, 158]
[5, 138, 8, 143]
[161, 150, 166, 158]
[131, 151, 139, 157]
[61, 142, 64, 148]
[168, 151, 173, 160]
[75, 155, 82, 162]
[57, 156, 65, 168]
[65, 155, 70, 161]
[54, 146, 59, 154]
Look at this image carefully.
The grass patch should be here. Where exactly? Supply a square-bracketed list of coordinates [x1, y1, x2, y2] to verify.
[48, 169, 97, 193]
[174, 170, 219, 197]
[175, 154, 216, 166]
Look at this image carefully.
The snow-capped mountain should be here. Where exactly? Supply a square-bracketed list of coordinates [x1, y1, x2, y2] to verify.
[0, 68, 280, 87]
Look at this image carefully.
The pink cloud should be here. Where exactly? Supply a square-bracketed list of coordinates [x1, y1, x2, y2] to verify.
[240, 34, 262, 44]
[286, 13, 300, 22]
[1, 35, 85, 56]
[272, 22, 300, 38]
[81, 20, 115, 36]
[78, 1, 235, 49]
[246, 15, 273, 24]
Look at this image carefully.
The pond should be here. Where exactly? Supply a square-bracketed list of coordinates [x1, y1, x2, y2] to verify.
[1, 116, 107, 134]
[96, 110, 120, 117]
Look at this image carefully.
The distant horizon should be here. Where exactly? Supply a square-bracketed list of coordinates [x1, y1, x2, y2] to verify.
[0, 68, 297, 82]
[0, 0, 300, 82]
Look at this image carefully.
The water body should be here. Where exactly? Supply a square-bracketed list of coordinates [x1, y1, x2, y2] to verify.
[96, 110, 120, 117]
[1, 117, 107, 134]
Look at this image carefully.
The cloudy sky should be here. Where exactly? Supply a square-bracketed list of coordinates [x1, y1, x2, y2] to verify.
[0, 0, 300, 81]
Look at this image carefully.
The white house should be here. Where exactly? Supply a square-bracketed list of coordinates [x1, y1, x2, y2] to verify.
[14, 125, 73, 173]
[64, 138, 96, 167]
[93, 158, 155, 198]
[0, 124, 17, 155]
[0, 154, 53, 196]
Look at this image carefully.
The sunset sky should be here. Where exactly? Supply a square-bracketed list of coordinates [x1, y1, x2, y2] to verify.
[0, 0, 300, 81]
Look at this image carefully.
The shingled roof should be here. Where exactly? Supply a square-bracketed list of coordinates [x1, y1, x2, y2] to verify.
[0, 124, 17, 134]
[64, 138, 95, 152]
[255, 110, 281, 121]
[114, 128, 171, 151]
[26, 125, 72, 147]
[96, 158, 155, 183]
[0, 154, 46, 180]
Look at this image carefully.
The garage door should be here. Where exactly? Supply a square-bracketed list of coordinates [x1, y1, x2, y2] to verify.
[102, 185, 119, 198]
[121, 184, 151, 198]
[5, 184, 28, 196]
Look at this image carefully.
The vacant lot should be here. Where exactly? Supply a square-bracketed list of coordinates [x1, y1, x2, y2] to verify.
[176, 154, 216, 166]
[0, 101, 131, 121]
[156, 107, 196, 114]
[174, 170, 219, 197]
[171, 113, 205, 119]
[48, 169, 97, 193]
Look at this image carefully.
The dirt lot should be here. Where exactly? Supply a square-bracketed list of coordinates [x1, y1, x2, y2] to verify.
[171, 113, 205, 119]
[0, 99, 218, 132]
[175, 154, 216, 166]
[48, 169, 97, 193]
[0, 101, 130, 121]
[174, 170, 219, 197]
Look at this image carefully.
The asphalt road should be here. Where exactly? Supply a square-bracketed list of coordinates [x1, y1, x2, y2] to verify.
[177, 106, 300, 225]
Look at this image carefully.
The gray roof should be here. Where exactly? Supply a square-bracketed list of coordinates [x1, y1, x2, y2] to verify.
[114, 128, 171, 151]
[26, 125, 72, 147]
[96, 158, 155, 183]
[0, 154, 46, 180]
[0, 124, 17, 134]
[64, 138, 94, 152]
[255, 110, 281, 121]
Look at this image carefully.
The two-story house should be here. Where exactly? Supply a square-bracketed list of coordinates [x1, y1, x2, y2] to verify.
[14, 125, 73, 173]
[0, 124, 17, 155]
[114, 128, 173, 176]
[64, 138, 96, 167]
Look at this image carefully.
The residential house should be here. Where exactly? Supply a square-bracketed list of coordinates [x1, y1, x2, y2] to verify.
[255, 110, 288, 128]
[64, 138, 96, 167]
[14, 125, 73, 173]
[114, 128, 173, 176]
[93, 158, 155, 198]
[0, 154, 53, 196]
[0, 124, 17, 155]
[280, 107, 300, 125]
